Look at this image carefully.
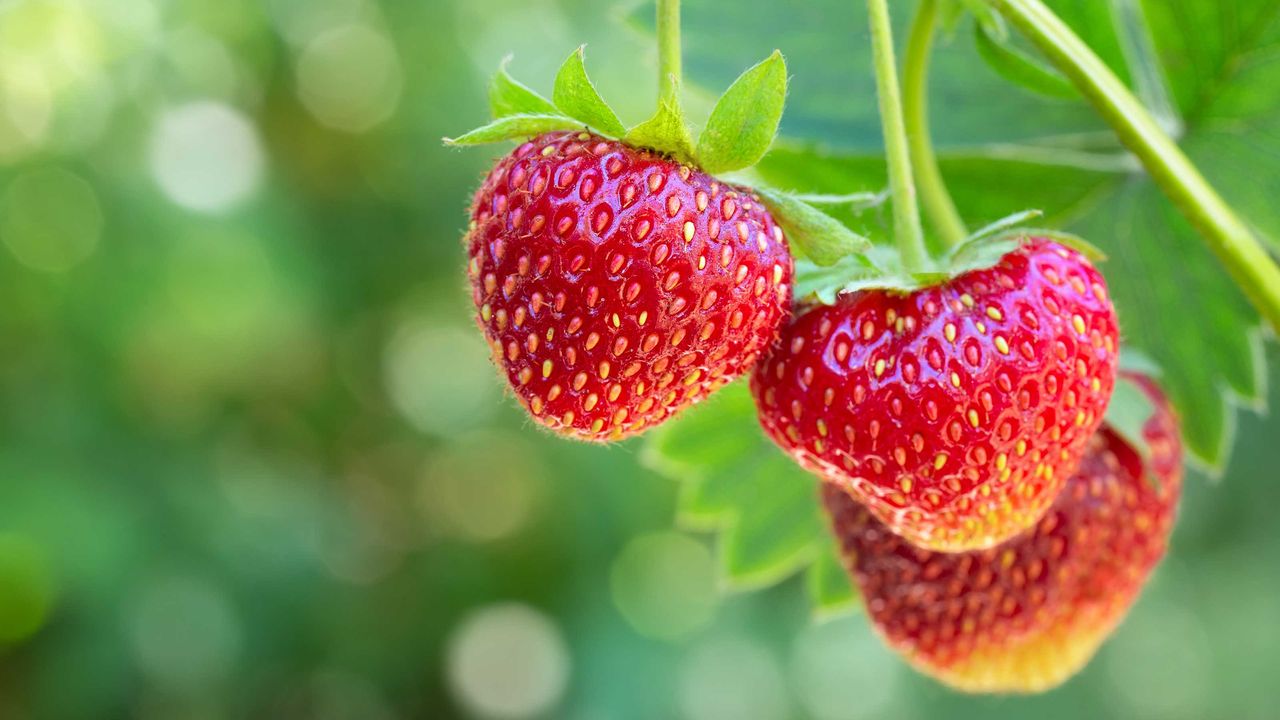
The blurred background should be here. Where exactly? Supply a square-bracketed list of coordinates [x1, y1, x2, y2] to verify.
[1, 0, 1278, 718]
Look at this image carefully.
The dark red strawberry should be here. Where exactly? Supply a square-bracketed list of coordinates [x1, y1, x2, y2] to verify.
[823, 371, 1181, 693]
[753, 239, 1119, 551]
[468, 131, 793, 441]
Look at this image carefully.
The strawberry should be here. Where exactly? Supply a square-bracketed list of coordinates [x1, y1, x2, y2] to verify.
[467, 131, 793, 441]
[752, 239, 1119, 551]
[822, 371, 1182, 693]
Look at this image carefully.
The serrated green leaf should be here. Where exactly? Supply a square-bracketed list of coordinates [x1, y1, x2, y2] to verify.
[488, 56, 558, 118]
[695, 51, 788, 174]
[807, 540, 860, 620]
[552, 46, 626, 137]
[973, 19, 1078, 99]
[756, 189, 873, 266]
[624, 94, 695, 163]
[644, 382, 849, 600]
[444, 114, 583, 145]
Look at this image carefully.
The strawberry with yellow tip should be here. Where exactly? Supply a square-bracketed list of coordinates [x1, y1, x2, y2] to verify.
[822, 372, 1182, 693]
[753, 239, 1120, 551]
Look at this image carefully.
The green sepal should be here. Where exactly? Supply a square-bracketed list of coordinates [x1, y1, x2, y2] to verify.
[624, 81, 696, 164]
[1105, 371, 1160, 483]
[756, 189, 873, 267]
[695, 51, 788, 174]
[443, 114, 584, 145]
[973, 19, 1077, 99]
[553, 46, 627, 137]
[488, 56, 559, 118]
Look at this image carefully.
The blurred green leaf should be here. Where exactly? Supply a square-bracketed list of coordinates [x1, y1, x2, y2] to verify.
[644, 383, 848, 597]
[553, 46, 627, 137]
[807, 540, 859, 620]
[695, 51, 788, 173]
[972, 18, 1078, 99]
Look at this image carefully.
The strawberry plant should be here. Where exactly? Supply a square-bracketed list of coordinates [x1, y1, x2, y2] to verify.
[449, 0, 1280, 693]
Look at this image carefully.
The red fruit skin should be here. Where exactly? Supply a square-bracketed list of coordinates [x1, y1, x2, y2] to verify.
[752, 240, 1119, 551]
[467, 131, 792, 441]
[823, 371, 1182, 693]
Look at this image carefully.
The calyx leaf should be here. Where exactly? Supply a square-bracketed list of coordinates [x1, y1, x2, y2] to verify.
[696, 50, 788, 174]
[1105, 371, 1159, 467]
[444, 114, 583, 145]
[553, 46, 627, 137]
[623, 79, 696, 163]
[489, 56, 558, 118]
[756, 188, 872, 267]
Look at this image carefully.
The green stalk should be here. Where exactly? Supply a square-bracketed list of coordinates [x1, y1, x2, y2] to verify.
[867, 0, 929, 272]
[656, 0, 682, 106]
[993, 0, 1280, 334]
[903, 0, 968, 247]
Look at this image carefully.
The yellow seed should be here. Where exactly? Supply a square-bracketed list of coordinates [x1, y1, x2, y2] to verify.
[1072, 314, 1087, 334]
[960, 293, 975, 308]
[995, 336, 1010, 355]
[944, 323, 957, 343]
[996, 453, 1007, 470]
[1016, 439, 1028, 456]
[986, 306, 1003, 321]
[683, 221, 695, 242]
[950, 372, 961, 388]
[874, 359, 886, 377]
[584, 393, 599, 411]
[480, 304, 492, 322]
[542, 360, 553, 378]
[638, 311, 648, 326]
[967, 409, 980, 427]
[900, 477, 913, 493]
[591, 418, 605, 433]
[934, 453, 947, 470]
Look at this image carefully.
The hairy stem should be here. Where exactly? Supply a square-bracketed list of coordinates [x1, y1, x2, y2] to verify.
[993, 0, 1280, 334]
[903, 0, 968, 247]
[867, 0, 928, 272]
[657, 0, 682, 106]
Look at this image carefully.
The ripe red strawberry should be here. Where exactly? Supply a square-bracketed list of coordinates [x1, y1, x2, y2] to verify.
[752, 239, 1119, 551]
[467, 131, 793, 441]
[822, 371, 1181, 693]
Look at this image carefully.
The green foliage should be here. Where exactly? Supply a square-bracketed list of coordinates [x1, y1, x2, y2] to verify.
[695, 51, 789, 174]
[553, 46, 628, 137]
[644, 383, 852, 613]
[1106, 373, 1159, 465]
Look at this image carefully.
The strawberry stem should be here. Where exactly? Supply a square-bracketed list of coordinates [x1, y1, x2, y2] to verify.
[867, 0, 929, 273]
[903, 0, 967, 248]
[993, 0, 1280, 335]
[656, 0, 682, 107]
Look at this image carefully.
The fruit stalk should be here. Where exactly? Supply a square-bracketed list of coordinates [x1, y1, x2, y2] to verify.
[992, 0, 1280, 334]
[866, 0, 929, 272]
[903, 0, 968, 248]
[656, 0, 682, 106]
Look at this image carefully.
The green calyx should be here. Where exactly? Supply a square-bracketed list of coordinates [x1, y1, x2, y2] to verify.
[443, 42, 875, 270]
[444, 46, 786, 173]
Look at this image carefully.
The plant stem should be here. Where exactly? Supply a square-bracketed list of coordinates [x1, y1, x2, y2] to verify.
[903, 0, 968, 248]
[656, 0, 682, 106]
[867, 0, 928, 273]
[993, 0, 1280, 334]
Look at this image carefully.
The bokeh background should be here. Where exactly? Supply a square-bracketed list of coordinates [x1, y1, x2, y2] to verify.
[1, 0, 1279, 718]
